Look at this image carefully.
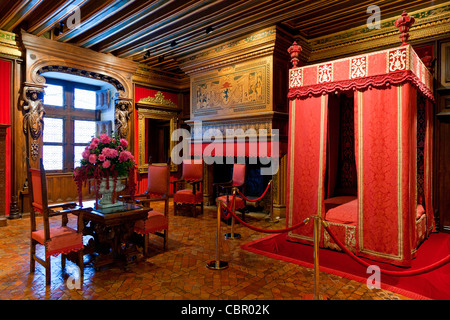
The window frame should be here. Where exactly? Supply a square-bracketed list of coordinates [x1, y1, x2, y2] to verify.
[43, 78, 101, 173]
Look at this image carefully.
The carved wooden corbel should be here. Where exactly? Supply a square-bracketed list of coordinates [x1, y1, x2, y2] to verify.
[22, 84, 46, 160]
[114, 98, 133, 139]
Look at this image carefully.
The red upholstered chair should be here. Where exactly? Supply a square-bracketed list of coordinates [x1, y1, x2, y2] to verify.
[214, 163, 246, 221]
[132, 159, 170, 255]
[27, 158, 87, 286]
[172, 159, 203, 217]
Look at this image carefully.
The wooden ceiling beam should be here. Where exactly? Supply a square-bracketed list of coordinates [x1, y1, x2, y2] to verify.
[57, 0, 153, 44]
[112, 0, 256, 58]
[0, 0, 44, 31]
[53, 0, 124, 42]
[114, 0, 306, 58]
[95, 0, 218, 53]
[285, 0, 443, 37]
[117, 0, 322, 61]
[26, 0, 87, 35]
[0, 0, 445, 76]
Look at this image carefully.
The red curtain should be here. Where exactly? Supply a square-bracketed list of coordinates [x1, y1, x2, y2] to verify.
[354, 84, 417, 267]
[286, 94, 328, 245]
[0, 59, 11, 216]
[424, 99, 435, 234]
[326, 93, 340, 198]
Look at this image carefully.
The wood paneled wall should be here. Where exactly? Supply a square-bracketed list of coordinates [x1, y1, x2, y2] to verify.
[436, 40, 450, 233]
[46, 173, 93, 204]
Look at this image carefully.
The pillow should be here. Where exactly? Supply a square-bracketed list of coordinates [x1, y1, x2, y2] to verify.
[416, 204, 425, 220]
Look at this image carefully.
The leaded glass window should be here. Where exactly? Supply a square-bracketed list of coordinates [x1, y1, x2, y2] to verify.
[42, 78, 102, 172]
[43, 117, 63, 143]
[74, 146, 86, 168]
[74, 88, 96, 110]
[74, 120, 96, 144]
[43, 84, 63, 107]
[43, 145, 63, 170]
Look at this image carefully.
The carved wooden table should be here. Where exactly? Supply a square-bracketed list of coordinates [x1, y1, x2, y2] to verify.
[74, 200, 150, 270]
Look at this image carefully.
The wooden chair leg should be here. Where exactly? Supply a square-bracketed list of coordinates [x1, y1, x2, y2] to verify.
[78, 250, 84, 284]
[192, 204, 196, 217]
[45, 256, 51, 285]
[163, 230, 168, 251]
[30, 241, 36, 273]
[144, 234, 149, 256]
[201, 202, 204, 216]
[61, 254, 66, 270]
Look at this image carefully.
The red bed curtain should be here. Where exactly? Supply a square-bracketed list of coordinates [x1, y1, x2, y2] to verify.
[286, 94, 328, 245]
[0, 59, 11, 217]
[354, 83, 417, 267]
[326, 94, 340, 199]
[424, 99, 435, 234]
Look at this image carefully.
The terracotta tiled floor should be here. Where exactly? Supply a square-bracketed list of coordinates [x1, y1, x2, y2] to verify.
[0, 202, 410, 301]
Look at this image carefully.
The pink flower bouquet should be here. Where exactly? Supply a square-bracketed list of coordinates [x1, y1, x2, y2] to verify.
[73, 133, 136, 207]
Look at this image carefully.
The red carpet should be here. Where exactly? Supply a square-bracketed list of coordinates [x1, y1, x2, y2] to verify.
[242, 232, 450, 300]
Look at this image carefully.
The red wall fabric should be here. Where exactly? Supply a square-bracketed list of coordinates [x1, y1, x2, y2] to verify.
[0, 59, 11, 216]
[286, 94, 328, 245]
[134, 85, 178, 105]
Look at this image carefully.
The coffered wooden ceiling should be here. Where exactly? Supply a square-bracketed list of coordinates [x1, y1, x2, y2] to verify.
[0, 0, 445, 76]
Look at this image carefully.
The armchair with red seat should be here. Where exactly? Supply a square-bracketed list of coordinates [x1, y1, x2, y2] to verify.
[214, 163, 247, 222]
[27, 158, 91, 286]
[120, 157, 170, 255]
[172, 159, 203, 217]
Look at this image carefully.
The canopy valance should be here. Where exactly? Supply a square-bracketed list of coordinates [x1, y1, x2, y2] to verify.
[288, 44, 434, 101]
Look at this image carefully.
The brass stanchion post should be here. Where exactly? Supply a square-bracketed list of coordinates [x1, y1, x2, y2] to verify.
[225, 187, 241, 240]
[313, 214, 320, 300]
[265, 180, 279, 223]
[206, 203, 229, 270]
[304, 215, 328, 300]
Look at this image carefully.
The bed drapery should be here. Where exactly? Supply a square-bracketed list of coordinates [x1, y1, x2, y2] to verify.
[287, 44, 434, 267]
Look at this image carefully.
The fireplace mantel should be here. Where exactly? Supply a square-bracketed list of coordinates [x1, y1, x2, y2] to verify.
[180, 26, 292, 218]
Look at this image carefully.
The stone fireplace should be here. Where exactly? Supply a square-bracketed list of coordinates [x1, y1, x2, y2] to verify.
[180, 26, 292, 218]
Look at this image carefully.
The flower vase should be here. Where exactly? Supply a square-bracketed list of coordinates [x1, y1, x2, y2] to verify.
[93, 177, 126, 208]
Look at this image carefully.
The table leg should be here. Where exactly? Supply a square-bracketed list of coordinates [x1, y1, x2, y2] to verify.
[116, 221, 142, 268]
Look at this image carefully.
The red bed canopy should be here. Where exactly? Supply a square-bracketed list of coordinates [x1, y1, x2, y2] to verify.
[286, 12, 435, 267]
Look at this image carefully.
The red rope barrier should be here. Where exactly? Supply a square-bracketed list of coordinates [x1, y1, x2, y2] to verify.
[220, 190, 450, 277]
[237, 181, 271, 202]
[219, 194, 236, 220]
[324, 223, 450, 277]
[219, 200, 309, 234]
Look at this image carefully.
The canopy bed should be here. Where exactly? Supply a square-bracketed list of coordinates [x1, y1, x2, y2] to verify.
[286, 12, 435, 267]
